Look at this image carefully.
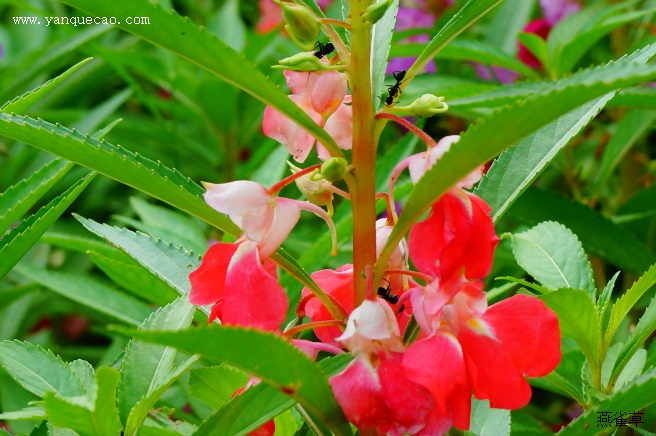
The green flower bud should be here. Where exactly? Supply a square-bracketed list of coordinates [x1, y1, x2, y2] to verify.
[391, 94, 448, 118]
[288, 162, 335, 214]
[363, 0, 393, 25]
[281, 2, 320, 50]
[321, 157, 349, 183]
[273, 52, 343, 72]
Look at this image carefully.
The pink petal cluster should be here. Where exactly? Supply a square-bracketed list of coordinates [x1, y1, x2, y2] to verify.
[263, 68, 352, 162]
[325, 136, 562, 435]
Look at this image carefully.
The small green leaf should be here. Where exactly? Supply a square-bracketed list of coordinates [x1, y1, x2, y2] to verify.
[541, 288, 601, 364]
[121, 297, 197, 435]
[129, 325, 351, 436]
[189, 367, 249, 410]
[44, 367, 122, 436]
[0, 58, 92, 114]
[598, 271, 620, 320]
[0, 158, 74, 236]
[605, 262, 656, 350]
[518, 32, 550, 71]
[13, 265, 153, 326]
[0, 407, 45, 421]
[0, 341, 85, 398]
[469, 399, 510, 436]
[0, 172, 95, 280]
[372, 0, 399, 111]
[511, 222, 596, 296]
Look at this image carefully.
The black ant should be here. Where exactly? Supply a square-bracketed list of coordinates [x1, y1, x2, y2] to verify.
[385, 70, 407, 105]
[377, 280, 399, 305]
[313, 41, 335, 59]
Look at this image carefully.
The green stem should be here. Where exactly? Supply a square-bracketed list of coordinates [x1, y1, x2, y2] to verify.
[346, 0, 376, 308]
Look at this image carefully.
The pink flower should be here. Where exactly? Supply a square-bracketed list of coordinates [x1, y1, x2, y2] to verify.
[263, 69, 352, 163]
[189, 240, 288, 329]
[256, 0, 333, 34]
[408, 189, 499, 283]
[540, 0, 580, 26]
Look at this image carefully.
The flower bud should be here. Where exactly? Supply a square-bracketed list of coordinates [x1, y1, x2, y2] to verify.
[281, 2, 320, 50]
[288, 162, 335, 213]
[391, 94, 448, 118]
[363, 0, 393, 25]
[273, 52, 342, 72]
[320, 157, 349, 183]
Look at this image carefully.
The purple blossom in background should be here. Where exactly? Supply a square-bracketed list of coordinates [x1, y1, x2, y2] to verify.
[540, 0, 581, 26]
[472, 64, 519, 84]
[387, 4, 437, 74]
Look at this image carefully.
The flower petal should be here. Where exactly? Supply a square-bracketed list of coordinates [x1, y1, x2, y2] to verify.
[257, 198, 301, 258]
[189, 242, 240, 305]
[311, 71, 347, 118]
[323, 103, 353, 153]
[222, 241, 288, 331]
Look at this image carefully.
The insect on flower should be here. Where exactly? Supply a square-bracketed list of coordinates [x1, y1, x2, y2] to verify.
[385, 69, 406, 105]
[313, 41, 335, 59]
[377, 279, 399, 304]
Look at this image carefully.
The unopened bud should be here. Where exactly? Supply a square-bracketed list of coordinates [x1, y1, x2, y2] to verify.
[363, 0, 393, 25]
[321, 157, 348, 183]
[273, 52, 343, 72]
[281, 2, 320, 50]
[392, 94, 448, 118]
[288, 162, 335, 213]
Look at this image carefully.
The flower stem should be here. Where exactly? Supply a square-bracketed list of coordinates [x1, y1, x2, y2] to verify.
[346, 0, 376, 308]
[376, 112, 437, 148]
[268, 163, 322, 195]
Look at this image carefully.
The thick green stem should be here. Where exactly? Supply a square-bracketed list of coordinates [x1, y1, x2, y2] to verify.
[347, 0, 376, 307]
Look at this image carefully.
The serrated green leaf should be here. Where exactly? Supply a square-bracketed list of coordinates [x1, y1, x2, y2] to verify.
[372, 0, 399, 112]
[75, 217, 200, 297]
[598, 271, 620, 321]
[193, 353, 350, 436]
[557, 368, 656, 435]
[13, 265, 152, 326]
[0, 172, 95, 280]
[88, 250, 179, 306]
[121, 297, 197, 435]
[0, 407, 46, 421]
[379, 47, 656, 274]
[128, 326, 351, 436]
[511, 221, 596, 297]
[611, 295, 656, 386]
[44, 366, 122, 436]
[69, 360, 95, 394]
[469, 399, 510, 436]
[511, 188, 656, 274]
[0, 158, 74, 236]
[0, 341, 85, 398]
[605, 262, 656, 351]
[611, 87, 656, 109]
[1, 58, 92, 114]
[60, 0, 340, 156]
[409, 0, 503, 76]
[591, 109, 656, 198]
[541, 288, 601, 364]
[188, 367, 249, 410]
[475, 95, 612, 222]
[0, 112, 239, 236]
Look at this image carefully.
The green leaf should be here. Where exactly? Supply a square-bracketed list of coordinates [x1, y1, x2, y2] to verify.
[507, 188, 656, 274]
[60, 0, 340, 156]
[44, 367, 122, 436]
[517, 32, 550, 70]
[409, 0, 503, 76]
[0, 407, 45, 421]
[541, 288, 601, 364]
[469, 399, 510, 436]
[0, 113, 238, 236]
[379, 46, 656, 274]
[75, 217, 200, 298]
[475, 95, 612, 222]
[0, 158, 73, 236]
[88, 250, 179, 306]
[611, 86, 656, 109]
[0, 172, 95, 280]
[0, 341, 85, 398]
[605, 262, 656, 350]
[611, 294, 656, 386]
[121, 297, 197, 435]
[484, 0, 536, 54]
[591, 109, 656, 198]
[598, 271, 620, 321]
[510, 221, 596, 297]
[13, 265, 153, 326]
[557, 367, 656, 435]
[372, 0, 400, 112]
[128, 325, 351, 436]
[193, 354, 350, 436]
[189, 366, 249, 410]
[1, 58, 92, 114]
